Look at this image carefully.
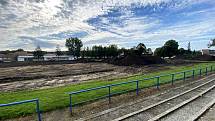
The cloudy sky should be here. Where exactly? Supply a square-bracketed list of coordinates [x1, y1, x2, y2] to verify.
[0, 0, 215, 51]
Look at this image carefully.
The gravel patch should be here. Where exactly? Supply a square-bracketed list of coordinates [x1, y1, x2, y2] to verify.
[125, 82, 215, 121]
[160, 89, 215, 121]
[198, 105, 215, 121]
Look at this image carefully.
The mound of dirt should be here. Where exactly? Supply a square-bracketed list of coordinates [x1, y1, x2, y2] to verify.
[108, 55, 165, 66]
[175, 55, 215, 61]
[192, 55, 215, 61]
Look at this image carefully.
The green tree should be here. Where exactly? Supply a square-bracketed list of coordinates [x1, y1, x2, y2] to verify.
[208, 38, 215, 48]
[154, 47, 166, 57]
[56, 45, 63, 57]
[108, 45, 118, 57]
[188, 42, 191, 52]
[65, 37, 83, 58]
[178, 48, 185, 55]
[33, 45, 44, 60]
[16, 49, 24, 52]
[81, 47, 86, 59]
[164, 40, 179, 57]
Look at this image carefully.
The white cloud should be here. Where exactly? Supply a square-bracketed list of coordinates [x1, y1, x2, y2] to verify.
[0, 0, 215, 50]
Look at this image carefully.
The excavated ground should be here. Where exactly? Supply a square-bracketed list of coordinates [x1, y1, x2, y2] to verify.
[0, 62, 172, 92]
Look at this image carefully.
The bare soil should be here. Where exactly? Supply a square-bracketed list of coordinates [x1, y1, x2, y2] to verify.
[0, 62, 173, 92]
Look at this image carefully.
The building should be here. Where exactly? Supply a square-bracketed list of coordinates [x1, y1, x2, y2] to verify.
[17, 55, 34, 62]
[43, 54, 75, 61]
[202, 49, 215, 56]
[17, 54, 75, 62]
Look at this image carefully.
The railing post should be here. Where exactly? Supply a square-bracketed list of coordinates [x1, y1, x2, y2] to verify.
[69, 94, 72, 114]
[136, 81, 139, 96]
[211, 66, 213, 72]
[192, 70, 195, 78]
[171, 74, 174, 85]
[200, 68, 202, 76]
[206, 67, 208, 75]
[36, 99, 42, 121]
[156, 76, 160, 89]
[183, 71, 186, 81]
[108, 86, 111, 104]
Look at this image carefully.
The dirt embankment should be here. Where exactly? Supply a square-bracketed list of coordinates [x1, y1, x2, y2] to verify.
[0, 62, 172, 92]
[0, 63, 115, 83]
[106, 55, 165, 66]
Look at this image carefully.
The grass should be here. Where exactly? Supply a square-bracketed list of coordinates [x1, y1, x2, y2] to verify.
[0, 62, 215, 120]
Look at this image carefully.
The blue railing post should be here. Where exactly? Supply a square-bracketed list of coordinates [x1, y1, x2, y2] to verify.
[36, 99, 42, 121]
[206, 67, 208, 75]
[108, 86, 111, 104]
[136, 81, 139, 96]
[183, 71, 186, 81]
[192, 70, 195, 78]
[156, 76, 160, 89]
[171, 74, 174, 85]
[0, 99, 42, 121]
[69, 94, 72, 114]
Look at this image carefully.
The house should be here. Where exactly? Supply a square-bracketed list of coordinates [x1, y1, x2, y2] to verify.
[17, 55, 34, 62]
[0, 53, 17, 62]
[17, 54, 75, 62]
[43, 54, 75, 61]
[0, 54, 6, 62]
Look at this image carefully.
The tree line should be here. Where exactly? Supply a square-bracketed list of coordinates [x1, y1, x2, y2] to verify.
[65, 38, 154, 59]
[32, 37, 213, 60]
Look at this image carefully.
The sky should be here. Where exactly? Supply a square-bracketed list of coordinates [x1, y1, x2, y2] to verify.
[0, 0, 215, 51]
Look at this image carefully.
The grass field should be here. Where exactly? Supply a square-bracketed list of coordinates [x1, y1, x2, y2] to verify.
[0, 62, 215, 120]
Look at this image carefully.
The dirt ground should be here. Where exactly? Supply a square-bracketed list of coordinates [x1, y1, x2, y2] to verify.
[0, 62, 173, 92]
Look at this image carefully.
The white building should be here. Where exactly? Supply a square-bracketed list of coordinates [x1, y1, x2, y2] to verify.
[202, 49, 215, 56]
[17, 54, 75, 62]
[17, 55, 34, 62]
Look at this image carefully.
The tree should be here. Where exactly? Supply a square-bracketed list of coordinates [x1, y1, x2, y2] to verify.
[81, 47, 86, 59]
[108, 45, 118, 57]
[178, 48, 186, 55]
[65, 37, 83, 58]
[164, 40, 179, 57]
[56, 45, 63, 57]
[208, 38, 215, 48]
[16, 49, 24, 52]
[154, 47, 167, 57]
[33, 45, 44, 60]
[188, 42, 191, 52]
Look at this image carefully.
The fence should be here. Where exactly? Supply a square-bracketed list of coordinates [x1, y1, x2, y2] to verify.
[0, 99, 42, 121]
[67, 65, 215, 113]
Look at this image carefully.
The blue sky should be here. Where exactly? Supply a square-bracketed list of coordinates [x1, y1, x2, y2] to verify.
[0, 0, 215, 51]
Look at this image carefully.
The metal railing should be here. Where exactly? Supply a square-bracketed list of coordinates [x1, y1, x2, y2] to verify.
[0, 99, 42, 121]
[67, 65, 214, 113]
